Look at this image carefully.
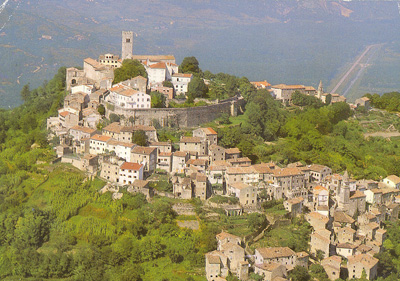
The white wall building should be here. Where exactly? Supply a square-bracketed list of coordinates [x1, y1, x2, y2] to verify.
[89, 134, 112, 155]
[119, 162, 144, 185]
[106, 84, 150, 109]
[71, 84, 94, 95]
[106, 140, 136, 162]
[171, 73, 193, 94]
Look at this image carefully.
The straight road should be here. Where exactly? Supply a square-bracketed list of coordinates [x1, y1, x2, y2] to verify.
[330, 44, 379, 94]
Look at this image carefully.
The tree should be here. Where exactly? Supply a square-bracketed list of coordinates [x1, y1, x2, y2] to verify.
[163, 80, 174, 88]
[247, 213, 266, 232]
[187, 77, 208, 101]
[113, 59, 147, 84]
[97, 104, 105, 116]
[179, 57, 200, 74]
[21, 84, 31, 102]
[109, 113, 120, 123]
[289, 265, 311, 281]
[150, 91, 166, 108]
[133, 130, 148, 146]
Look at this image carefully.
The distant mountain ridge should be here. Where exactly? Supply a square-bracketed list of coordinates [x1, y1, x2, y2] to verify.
[0, 0, 399, 107]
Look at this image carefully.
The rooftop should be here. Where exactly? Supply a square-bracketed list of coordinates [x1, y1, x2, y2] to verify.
[120, 162, 143, 171]
[256, 247, 295, 259]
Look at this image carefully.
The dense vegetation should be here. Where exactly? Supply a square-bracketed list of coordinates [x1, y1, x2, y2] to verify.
[113, 59, 148, 84]
[365, 92, 400, 112]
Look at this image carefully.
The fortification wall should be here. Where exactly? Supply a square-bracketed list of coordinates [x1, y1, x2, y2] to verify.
[105, 96, 245, 128]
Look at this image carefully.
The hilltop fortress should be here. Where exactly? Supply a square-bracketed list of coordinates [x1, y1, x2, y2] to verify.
[63, 31, 244, 129]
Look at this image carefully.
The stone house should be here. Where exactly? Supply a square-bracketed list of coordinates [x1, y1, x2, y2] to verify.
[131, 146, 157, 174]
[157, 152, 172, 173]
[255, 247, 298, 271]
[375, 228, 387, 244]
[119, 162, 144, 185]
[120, 75, 147, 93]
[308, 164, 332, 182]
[336, 243, 357, 258]
[283, 197, 304, 217]
[69, 125, 97, 141]
[149, 141, 172, 153]
[83, 57, 114, 88]
[205, 251, 229, 281]
[252, 163, 276, 182]
[228, 182, 257, 206]
[151, 85, 174, 100]
[105, 84, 151, 109]
[310, 229, 331, 259]
[209, 144, 226, 164]
[127, 179, 153, 199]
[359, 222, 379, 241]
[99, 155, 124, 183]
[173, 177, 193, 199]
[312, 185, 329, 207]
[216, 232, 242, 249]
[270, 84, 306, 104]
[225, 148, 241, 160]
[347, 254, 378, 280]
[386, 203, 399, 221]
[207, 164, 228, 186]
[254, 263, 287, 281]
[180, 136, 207, 155]
[305, 212, 329, 231]
[382, 175, 400, 189]
[321, 255, 341, 281]
[333, 211, 355, 229]
[349, 190, 366, 217]
[194, 173, 209, 200]
[172, 151, 189, 174]
[271, 168, 306, 199]
[82, 108, 102, 129]
[219, 242, 245, 273]
[225, 166, 258, 185]
[186, 158, 208, 174]
[364, 189, 382, 205]
[355, 97, 371, 109]
[193, 127, 218, 146]
[227, 157, 252, 167]
[336, 227, 356, 244]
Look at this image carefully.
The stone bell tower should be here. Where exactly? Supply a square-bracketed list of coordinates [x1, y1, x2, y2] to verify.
[121, 31, 133, 60]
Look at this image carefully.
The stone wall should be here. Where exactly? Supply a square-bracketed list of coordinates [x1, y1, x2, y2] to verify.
[105, 96, 245, 128]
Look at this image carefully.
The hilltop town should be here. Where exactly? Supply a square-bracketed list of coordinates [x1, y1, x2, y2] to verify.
[41, 31, 400, 281]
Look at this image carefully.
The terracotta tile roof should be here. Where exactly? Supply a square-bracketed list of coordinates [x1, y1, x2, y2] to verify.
[172, 73, 193, 78]
[322, 255, 342, 264]
[103, 122, 122, 133]
[181, 136, 202, 143]
[84, 58, 107, 70]
[376, 228, 387, 234]
[150, 141, 171, 146]
[159, 152, 172, 157]
[312, 232, 330, 243]
[132, 146, 156, 155]
[226, 166, 257, 175]
[338, 227, 355, 234]
[196, 173, 207, 182]
[313, 185, 328, 195]
[132, 179, 149, 188]
[225, 148, 241, 154]
[132, 55, 176, 61]
[271, 84, 305, 90]
[350, 190, 366, 199]
[304, 86, 316, 91]
[348, 254, 379, 269]
[216, 231, 241, 241]
[173, 151, 188, 157]
[272, 167, 303, 177]
[227, 157, 252, 164]
[187, 159, 207, 166]
[296, 251, 309, 258]
[70, 125, 96, 134]
[356, 245, 372, 253]
[308, 164, 329, 173]
[255, 262, 282, 271]
[59, 111, 70, 117]
[250, 80, 271, 87]
[286, 197, 304, 205]
[206, 254, 221, 264]
[200, 127, 217, 135]
[334, 211, 355, 224]
[367, 222, 379, 230]
[256, 247, 296, 259]
[91, 134, 112, 142]
[120, 162, 143, 171]
[107, 139, 136, 148]
[220, 242, 243, 252]
[369, 188, 382, 194]
[337, 243, 357, 249]
[360, 97, 370, 101]
[149, 62, 166, 69]
[252, 163, 275, 174]
[229, 182, 253, 190]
